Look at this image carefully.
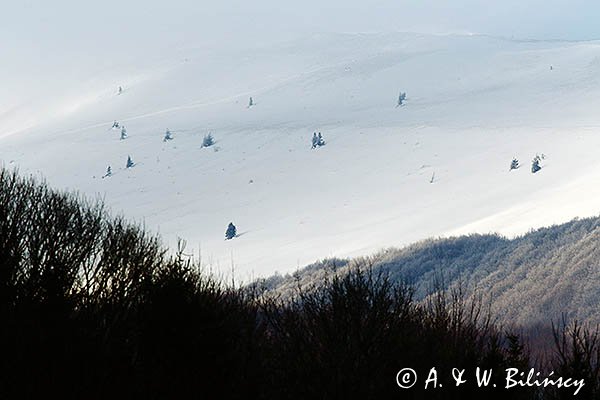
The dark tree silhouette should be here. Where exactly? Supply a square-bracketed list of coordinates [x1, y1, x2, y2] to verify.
[311, 132, 318, 149]
[532, 156, 542, 173]
[397, 91, 407, 106]
[226, 222, 237, 240]
[202, 133, 215, 148]
[317, 132, 325, 147]
[510, 158, 520, 171]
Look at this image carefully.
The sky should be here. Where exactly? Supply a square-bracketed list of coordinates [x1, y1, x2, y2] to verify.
[2, 0, 600, 109]
[3, 0, 600, 54]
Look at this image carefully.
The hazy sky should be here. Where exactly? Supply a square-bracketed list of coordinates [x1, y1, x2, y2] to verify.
[3, 0, 600, 52]
[2, 0, 599, 98]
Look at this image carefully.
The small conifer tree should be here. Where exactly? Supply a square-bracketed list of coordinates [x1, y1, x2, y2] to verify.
[202, 133, 215, 148]
[225, 222, 237, 240]
[531, 156, 541, 173]
[397, 91, 407, 106]
[317, 132, 325, 147]
[311, 132, 318, 149]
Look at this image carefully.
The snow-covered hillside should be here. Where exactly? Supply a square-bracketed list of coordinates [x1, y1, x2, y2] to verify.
[2, 33, 600, 278]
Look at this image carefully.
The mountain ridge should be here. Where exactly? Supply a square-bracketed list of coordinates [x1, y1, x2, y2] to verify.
[259, 216, 600, 327]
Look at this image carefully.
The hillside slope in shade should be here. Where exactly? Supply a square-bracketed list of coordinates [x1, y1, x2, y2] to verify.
[262, 217, 600, 327]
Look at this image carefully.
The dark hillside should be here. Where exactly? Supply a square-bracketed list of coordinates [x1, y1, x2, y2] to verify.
[1, 167, 597, 399]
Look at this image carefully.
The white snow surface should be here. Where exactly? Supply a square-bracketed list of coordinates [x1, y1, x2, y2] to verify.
[2, 33, 600, 279]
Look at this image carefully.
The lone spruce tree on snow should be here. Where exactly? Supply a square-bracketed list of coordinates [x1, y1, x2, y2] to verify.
[531, 156, 541, 174]
[311, 132, 318, 149]
[317, 132, 325, 147]
[105, 166, 112, 177]
[397, 91, 407, 107]
[248, 97, 254, 108]
[202, 133, 214, 148]
[510, 158, 520, 171]
[225, 222, 237, 240]
[120, 126, 128, 140]
[126, 156, 135, 169]
[163, 129, 173, 142]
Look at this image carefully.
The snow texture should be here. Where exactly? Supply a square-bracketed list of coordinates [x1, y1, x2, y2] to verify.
[2, 33, 600, 279]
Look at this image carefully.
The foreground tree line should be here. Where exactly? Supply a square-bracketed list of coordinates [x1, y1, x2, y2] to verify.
[0, 167, 598, 399]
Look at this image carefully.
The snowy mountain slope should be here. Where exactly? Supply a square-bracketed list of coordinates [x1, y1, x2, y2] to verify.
[2, 33, 600, 278]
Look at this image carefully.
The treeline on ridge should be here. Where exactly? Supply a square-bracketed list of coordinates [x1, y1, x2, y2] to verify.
[262, 216, 600, 328]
